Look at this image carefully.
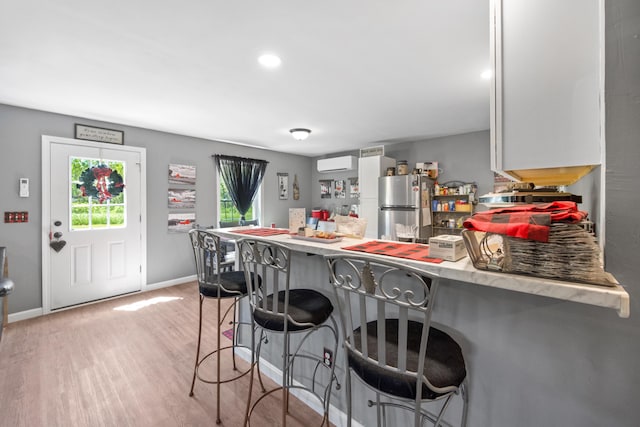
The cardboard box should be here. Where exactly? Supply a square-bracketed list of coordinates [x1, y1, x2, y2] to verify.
[429, 235, 467, 261]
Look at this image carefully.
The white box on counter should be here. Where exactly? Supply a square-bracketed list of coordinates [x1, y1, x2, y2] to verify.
[429, 235, 467, 261]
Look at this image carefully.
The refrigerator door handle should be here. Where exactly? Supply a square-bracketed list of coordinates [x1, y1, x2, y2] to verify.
[380, 206, 417, 211]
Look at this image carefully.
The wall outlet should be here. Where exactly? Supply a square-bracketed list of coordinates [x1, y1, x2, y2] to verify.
[323, 347, 333, 368]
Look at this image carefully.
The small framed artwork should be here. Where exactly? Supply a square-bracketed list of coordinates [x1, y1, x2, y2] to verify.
[278, 173, 289, 200]
[320, 180, 332, 199]
[169, 164, 197, 185]
[334, 179, 346, 199]
[75, 124, 124, 145]
[349, 177, 359, 198]
[168, 213, 195, 233]
[168, 188, 196, 208]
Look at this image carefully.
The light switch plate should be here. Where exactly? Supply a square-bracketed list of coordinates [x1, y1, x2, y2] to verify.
[19, 178, 29, 197]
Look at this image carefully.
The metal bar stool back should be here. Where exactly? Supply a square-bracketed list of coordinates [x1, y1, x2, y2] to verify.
[188, 229, 261, 424]
[238, 238, 340, 427]
[324, 253, 469, 427]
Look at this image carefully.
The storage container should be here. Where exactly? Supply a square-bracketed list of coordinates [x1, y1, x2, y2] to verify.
[455, 200, 471, 212]
[396, 160, 408, 175]
[429, 235, 467, 261]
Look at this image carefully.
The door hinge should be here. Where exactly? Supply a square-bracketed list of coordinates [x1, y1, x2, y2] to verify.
[140, 265, 142, 273]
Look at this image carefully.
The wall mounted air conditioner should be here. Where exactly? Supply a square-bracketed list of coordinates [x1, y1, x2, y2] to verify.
[317, 155, 357, 173]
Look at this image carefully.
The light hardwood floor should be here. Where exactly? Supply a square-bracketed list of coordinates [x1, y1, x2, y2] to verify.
[0, 282, 331, 427]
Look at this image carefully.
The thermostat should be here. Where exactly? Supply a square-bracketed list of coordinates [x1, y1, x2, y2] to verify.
[19, 178, 29, 197]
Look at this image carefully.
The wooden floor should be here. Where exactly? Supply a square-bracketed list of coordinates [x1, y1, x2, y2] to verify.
[0, 282, 331, 427]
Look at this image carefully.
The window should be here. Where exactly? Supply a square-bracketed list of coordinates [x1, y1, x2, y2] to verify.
[70, 157, 126, 230]
[218, 178, 260, 223]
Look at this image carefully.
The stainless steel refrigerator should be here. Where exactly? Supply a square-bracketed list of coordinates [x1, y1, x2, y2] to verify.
[378, 175, 432, 241]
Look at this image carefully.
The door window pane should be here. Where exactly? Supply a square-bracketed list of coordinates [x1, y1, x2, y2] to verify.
[70, 157, 126, 230]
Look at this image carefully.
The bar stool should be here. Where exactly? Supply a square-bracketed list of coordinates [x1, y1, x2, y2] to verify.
[188, 229, 263, 424]
[324, 253, 469, 427]
[237, 238, 340, 426]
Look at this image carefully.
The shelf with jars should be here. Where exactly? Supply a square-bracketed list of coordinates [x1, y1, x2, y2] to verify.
[431, 181, 477, 236]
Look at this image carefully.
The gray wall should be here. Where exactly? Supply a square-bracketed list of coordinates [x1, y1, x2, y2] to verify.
[310, 131, 495, 217]
[0, 104, 312, 313]
[311, 150, 360, 213]
[384, 130, 495, 196]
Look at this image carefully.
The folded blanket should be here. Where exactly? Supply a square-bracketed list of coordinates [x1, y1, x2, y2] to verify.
[463, 201, 588, 242]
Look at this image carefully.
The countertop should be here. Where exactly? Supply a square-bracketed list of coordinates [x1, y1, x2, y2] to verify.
[214, 228, 630, 318]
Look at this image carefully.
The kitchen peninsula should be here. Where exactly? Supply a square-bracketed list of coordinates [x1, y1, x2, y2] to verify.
[215, 226, 629, 426]
[217, 228, 629, 318]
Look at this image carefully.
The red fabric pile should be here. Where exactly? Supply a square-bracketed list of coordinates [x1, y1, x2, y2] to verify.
[462, 201, 587, 242]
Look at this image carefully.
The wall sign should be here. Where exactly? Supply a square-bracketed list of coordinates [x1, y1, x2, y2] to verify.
[75, 124, 124, 145]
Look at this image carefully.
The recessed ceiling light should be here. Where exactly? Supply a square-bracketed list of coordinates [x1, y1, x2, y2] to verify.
[481, 69, 492, 80]
[258, 54, 282, 69]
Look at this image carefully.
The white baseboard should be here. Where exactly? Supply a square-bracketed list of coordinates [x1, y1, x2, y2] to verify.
[8, 307, 43, 323]
[145, 275, 196, 291]
[234, 347, 363, 427]
[8, 276, 197, 324]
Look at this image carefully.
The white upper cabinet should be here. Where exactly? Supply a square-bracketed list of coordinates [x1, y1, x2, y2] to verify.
[490, 0, 604, 184]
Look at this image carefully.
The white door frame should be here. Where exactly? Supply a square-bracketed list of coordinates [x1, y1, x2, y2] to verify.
[41, 135, 147, 314]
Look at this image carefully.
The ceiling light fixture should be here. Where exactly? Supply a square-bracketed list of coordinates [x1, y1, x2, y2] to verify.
[258, 53, 282, 68]
[289, 128, 311, 141]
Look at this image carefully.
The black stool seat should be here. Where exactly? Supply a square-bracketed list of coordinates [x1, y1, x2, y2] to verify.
[199, 271, 260, 298]
[188, 229, 264, 425]
[348, 319, 466, 401]
[255, 289, 334, 332]
[325, 254, 469, 427]
[238, 238, 340, 426]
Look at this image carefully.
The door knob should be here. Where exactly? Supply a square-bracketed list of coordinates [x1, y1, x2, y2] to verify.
[50, 229, 66, 252]
[50, 240, 66, 252]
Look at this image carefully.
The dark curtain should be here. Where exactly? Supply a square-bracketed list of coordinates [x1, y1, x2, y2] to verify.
[214, 155, 268, 224]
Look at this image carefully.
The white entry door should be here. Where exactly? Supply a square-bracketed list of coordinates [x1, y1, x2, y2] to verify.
[44, 137, 146, 311]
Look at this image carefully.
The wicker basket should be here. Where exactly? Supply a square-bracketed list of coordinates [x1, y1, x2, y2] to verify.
[462, 223, 616, 287]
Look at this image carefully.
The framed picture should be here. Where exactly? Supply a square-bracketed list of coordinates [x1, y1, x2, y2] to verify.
[349, 177, 359, 198]
[320, 180, 332, 199]
[278, 173, 289, 200]
[168, 213, 195, 233]
[169, 164, 196, 185]
[334, 179, 346, 199]
[75, 124, 124, 145]
[168, 188, 196, 209]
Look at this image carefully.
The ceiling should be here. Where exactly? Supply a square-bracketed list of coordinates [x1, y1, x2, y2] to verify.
[0, 0, 490, 157]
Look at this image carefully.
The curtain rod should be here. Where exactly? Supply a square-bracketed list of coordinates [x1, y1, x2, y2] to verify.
[212, 154, 269, 164]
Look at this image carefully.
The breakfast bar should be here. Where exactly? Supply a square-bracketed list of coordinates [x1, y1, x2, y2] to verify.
[217, 228, 629, 318]
[214, 227, 630, 426]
